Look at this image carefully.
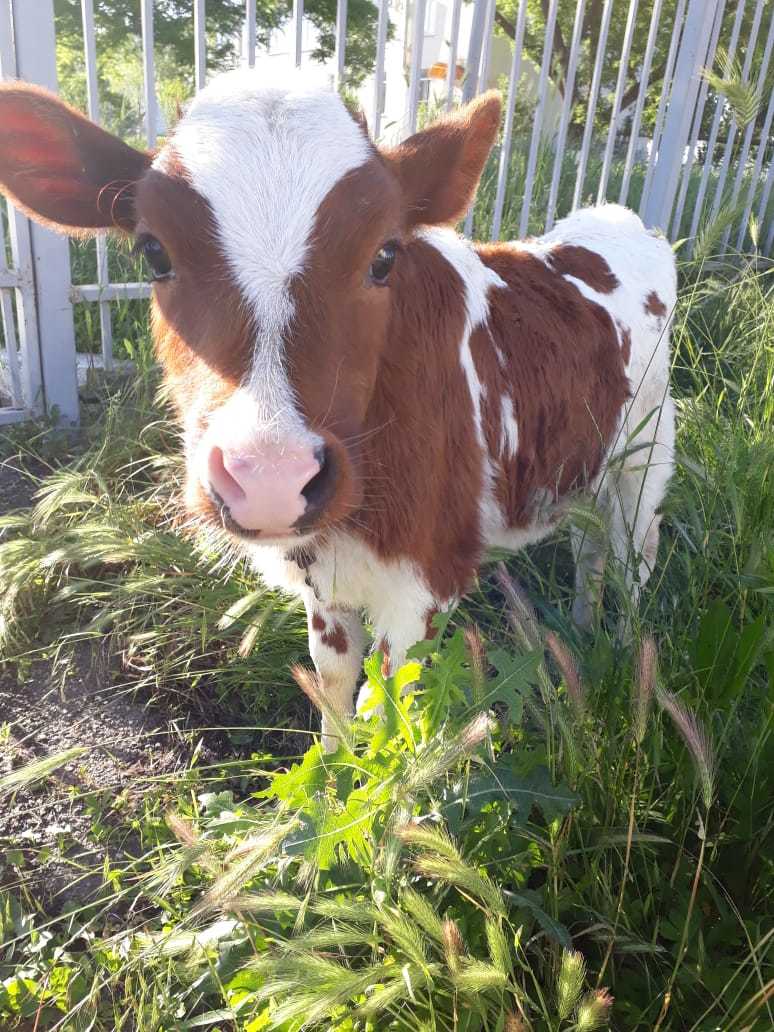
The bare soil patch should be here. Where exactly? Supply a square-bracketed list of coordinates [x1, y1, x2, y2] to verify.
[0, 642, 191, 909]
[0, 460, 197, 911]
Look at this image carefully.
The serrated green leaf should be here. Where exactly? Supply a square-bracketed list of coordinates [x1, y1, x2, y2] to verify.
[447, 760, 577, 823]
[482, 647, 542, 724]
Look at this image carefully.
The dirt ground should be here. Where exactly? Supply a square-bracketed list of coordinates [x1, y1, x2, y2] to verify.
[0, 459, 195, 911]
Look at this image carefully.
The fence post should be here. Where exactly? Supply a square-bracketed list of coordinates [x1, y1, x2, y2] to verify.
[0, 0, 44, 417]
[642, 0, 720, 232]
[10, 0, 80, 425]
[461, 0, 487, 103]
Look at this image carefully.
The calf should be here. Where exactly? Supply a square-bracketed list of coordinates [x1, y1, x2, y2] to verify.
[0, 70, 676, 745]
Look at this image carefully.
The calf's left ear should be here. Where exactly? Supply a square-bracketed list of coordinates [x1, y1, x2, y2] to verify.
[0, 83, 151, 234]
[384, 91, 501, 228]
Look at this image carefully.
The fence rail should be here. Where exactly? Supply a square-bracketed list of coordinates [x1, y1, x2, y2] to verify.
[1, 0, 773, 426]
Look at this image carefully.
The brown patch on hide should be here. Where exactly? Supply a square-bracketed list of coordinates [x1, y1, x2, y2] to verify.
[283, 155, 401, 535]
[616, 320, 632, 364]
[132, 161, 257, 527]
[424, 608, 440, 640]
[311, 613, 327, 633]
[321, 622, 348, 655]
[473, 242, 631, 529]
[344, 237, 485, 601]
[644, 291, 667, 318]
[549, 245, 619, 294]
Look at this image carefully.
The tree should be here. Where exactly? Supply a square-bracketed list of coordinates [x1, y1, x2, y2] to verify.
[495, 0, 773, 143]
[54, 0, 382, 137]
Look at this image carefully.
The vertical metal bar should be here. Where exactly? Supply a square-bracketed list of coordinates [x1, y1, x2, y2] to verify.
[736, 87, 774, 250]
[572, 0, 614, 210]
[754, 155, 774, 249]
[491, 0, 529, 239]
[463, 0, 496, 236]
[597, 0, 639, 203]
[709, 0, 765, 221]
[445, 0, 462, 110]
[519, 0, 559, 237]
[619, 0, 664, 206]
[373, 0, 389, 136]
[407, 0, 427, 134]
[688, 0, 746, 244]
[722, 9, 774, 250]
[194, 0, 206, 90]
[641, 0, 719, 232]
[477, 0, 496, 92]
[766, 210, 774, 256]
[10, 0, 80, 423]
[334, 0, 348, 88]
[0, 1, 44, 416]
[639, 0, 687, 218]
[140, 0, 157, 147]
[245, 0, 256, 68]
[669, 0, 726, 237]
[81, 0, 101, 122]
[81, 0, 113, 369]
[292, 0, 303, 68]
[461, 0, 487, 103]
[0, 290, 23, 406]
[546, 0, 586, 230]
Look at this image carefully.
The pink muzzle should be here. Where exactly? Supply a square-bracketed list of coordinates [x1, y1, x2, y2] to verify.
[206, 437, 324, 537]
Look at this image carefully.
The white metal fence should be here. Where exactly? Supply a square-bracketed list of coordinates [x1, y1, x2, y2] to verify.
[1, 0, 772, 427]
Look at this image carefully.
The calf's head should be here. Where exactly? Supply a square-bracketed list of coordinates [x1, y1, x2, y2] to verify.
[0, 71, 500, 546]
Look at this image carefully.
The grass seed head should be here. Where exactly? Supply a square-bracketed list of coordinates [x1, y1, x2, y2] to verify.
[633, 636, 657, 744]
[545, 631, 584, 716]
[402, 713, 494, 791]
[576, 988, 614, 1030]
[656, 688, 715, 809]
[442, 918, 464, 972]
[165, 812, 199, 848]
[395, 820, 461, 860]
[463, 625, 486, 706]
[505, 1015, 530, 1032]
[557, 949, 586, 1020]
[495, 563, 540, 648]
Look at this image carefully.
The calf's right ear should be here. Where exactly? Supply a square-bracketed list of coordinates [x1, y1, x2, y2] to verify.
[0, 83, 151, 234]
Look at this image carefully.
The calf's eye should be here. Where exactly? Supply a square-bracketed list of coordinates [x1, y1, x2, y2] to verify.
[135, 234, 173, 282]
[369, 241, 398, 286]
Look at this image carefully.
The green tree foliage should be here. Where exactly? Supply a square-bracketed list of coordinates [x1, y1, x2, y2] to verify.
[54, 0, 381, 138]
[496, 0, 773, 144]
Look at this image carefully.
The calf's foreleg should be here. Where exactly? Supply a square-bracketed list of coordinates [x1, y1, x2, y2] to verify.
[303, 594, 365, 751]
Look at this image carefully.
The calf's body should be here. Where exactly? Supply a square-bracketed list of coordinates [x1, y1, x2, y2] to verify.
[256, 209, 676, 729]
[0, 71, 675, 745]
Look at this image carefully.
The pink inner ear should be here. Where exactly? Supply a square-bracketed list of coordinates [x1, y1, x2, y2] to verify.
[0, 85, 151, 230]
[0, 112, 79, 172]
[33, 177, 89, 198]
[6, 142, 78, 172]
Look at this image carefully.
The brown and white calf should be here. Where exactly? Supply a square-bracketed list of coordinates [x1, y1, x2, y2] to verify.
[0, 70, 676, 744]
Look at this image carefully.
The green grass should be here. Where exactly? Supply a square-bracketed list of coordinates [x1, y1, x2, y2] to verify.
[1, 241, 773, 1028]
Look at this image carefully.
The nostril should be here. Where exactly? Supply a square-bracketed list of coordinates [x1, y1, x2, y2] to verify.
[300, 444, 335, 516]
[208, 446, 246, 506]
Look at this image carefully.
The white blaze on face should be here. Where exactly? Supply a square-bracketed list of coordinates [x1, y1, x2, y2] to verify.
[157, 67, 372, 441]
